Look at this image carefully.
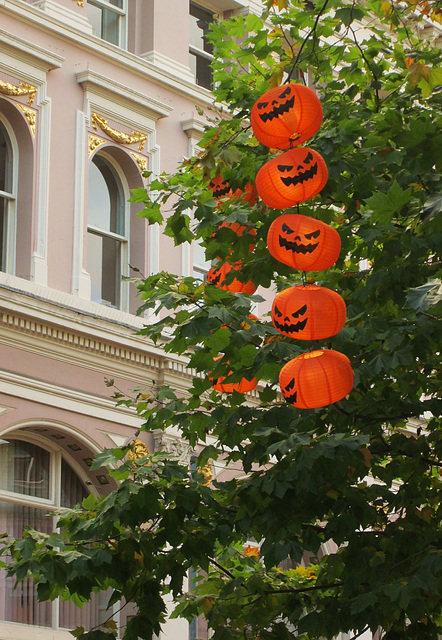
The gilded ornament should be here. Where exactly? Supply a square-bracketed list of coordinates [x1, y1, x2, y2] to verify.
[88, 134, 107, 157]
[0, 80, 37, 105]
[74, 0, 84, 5]
[17, 104, 36, 137]
[127, 439, 150, 468]
[91, 112, 147, 152]
[198, 463, 213, 486]
[131, 152, 148, 176]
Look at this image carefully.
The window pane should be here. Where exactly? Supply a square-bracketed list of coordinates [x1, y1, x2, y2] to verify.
[88, 157, 123, 235]
[61, 458, 89, 508]
[87, 1, 121, 45]
[102, 7, 120, 45]
[87, 2, 103, 38]
[0, 502, 53, 626]
[189, 3, 214, 54]
[190, 51, 213, 90]
[0, 440, 50, 499]
[87, 231, 121, 307]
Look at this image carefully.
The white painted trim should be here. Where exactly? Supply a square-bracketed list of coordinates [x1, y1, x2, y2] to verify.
[76, 70, 173, 123]
[140, 50, 195, 85]
[0, 370, 143, 428]
[72, 110, 90, 299]
[31, 88, 52, 286]
[31, 0, 93, 34]
[0, 28, 65, 77]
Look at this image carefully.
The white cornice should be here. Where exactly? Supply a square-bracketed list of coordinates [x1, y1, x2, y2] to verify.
[76, 70, 173, 121]
[1, 0, 219, 107]
[0, 27, 65, 72]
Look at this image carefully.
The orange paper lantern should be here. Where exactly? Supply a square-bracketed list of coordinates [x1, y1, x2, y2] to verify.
[256, 147, 328, 209]
[209, 175, 233, 199]
[267, 214, 341, 271]
[207, 262, 256, 295]
[210, 356, 257, 393]
[279, 350, 353, 409]
[272, 285, 346, 340]
[251, 83, 323, 149]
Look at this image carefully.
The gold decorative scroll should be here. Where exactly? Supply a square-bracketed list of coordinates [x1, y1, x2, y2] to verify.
[91, 112, 147, 152]
[73, 0, 84, 6]
[127, 439, 151, 468]
[0, 80, 37, 105]
[88, 134, 107, 157]
[17, 104, 36, 137]
[131, 152, 148, 175]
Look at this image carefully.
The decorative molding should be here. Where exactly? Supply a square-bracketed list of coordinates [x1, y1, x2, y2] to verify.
[88, 133, 107, 157]
[17, 104, 36, 137]
[153, 432, 197, 465]
[0, 79, 36, 105]
[91, 112, 147, 151]
[131, 152, 148, 175]
[77, 71, 173, 122]
[199, 462, 213, 486]
[127, 439, 150, 467]
[31, 0, 92, 34]
[0, 28, 65, 77]
[181, 117, 206, 157]
[140, 50, 195, 85]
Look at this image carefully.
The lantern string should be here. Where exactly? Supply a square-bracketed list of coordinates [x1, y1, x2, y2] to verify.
[302, 271, 307, 287]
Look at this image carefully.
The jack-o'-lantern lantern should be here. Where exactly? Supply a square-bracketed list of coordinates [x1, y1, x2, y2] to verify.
[272, 285, 346, 340]
[209, 175, 233, 199]
[279, 349, 353, 409]
[207, 261, 256, 295]
[214, 221, 256, 254]
[210, 355, 257, 393]
[256, 147, 328, 209]
[251, 83, 323, 150]
[210, 177, 258, 205]
[267, 214, 341, 271]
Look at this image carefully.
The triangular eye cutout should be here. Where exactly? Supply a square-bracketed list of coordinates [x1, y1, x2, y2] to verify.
[285, 378, 295, 392]
[304, 229, 320, 240]
[281, 223, 294, 234]
[303, 151, 313, 164]
[292, 304, 307, 319]
[273, 305, 283, 318]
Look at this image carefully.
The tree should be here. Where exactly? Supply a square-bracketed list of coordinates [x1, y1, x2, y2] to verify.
[1, 1, 441, 639]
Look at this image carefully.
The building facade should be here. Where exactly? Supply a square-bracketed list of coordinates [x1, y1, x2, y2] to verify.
[0, 1, 264, 638]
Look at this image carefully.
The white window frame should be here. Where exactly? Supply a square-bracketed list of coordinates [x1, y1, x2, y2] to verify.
[189, 1, 215, 90]
[86, 0, 128, 49]
[0, 116, 18, 276]
[87, 152, 130, 312]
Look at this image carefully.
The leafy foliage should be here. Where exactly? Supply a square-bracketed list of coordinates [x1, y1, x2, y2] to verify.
[1, 1, 441, 639]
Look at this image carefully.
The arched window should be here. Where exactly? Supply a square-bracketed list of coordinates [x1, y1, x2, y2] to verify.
[87, 154, 128, 309]
[0, 119, 16, 274]
[0, 437, 108, 629]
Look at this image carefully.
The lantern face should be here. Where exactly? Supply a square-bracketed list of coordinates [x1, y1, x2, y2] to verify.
[207, 262, 257, 295]
[272, 285, 346, 340]
[267, 214, 341, 271]
[279, 349, 353, 409]
[209, 175, 232, 199]
[210, 356, 257, 393]
[256, 148, 328, 209]
[251, 84, 323, 150]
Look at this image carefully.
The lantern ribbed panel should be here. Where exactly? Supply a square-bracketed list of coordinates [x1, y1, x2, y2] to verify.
[211, 356, 258, 393]
[267, 214, 341, 271]
[251, 84, 323, 149]
[207, 262, 257, 295]
[272, 286, 346, 341]
[279, 350, 353, 409]
[256, 148, 328, 208]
